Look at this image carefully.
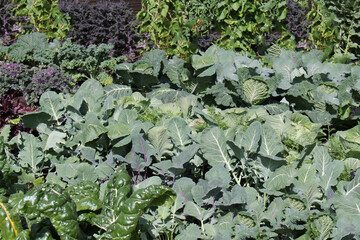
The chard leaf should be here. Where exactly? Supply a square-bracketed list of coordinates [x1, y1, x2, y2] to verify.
[200, 127, 241, 185]
[259, 124, 283, 156]
[241, 121, 261, 153]
[65, 181, 102, 212]
[73, 112, 107, 144]
[0, 199, 23, 239]
[39, 91, 64, 124]
[264, 165, 297, 191]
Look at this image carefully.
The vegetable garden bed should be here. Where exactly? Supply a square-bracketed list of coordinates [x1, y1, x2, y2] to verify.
[1, 0, 360, 239]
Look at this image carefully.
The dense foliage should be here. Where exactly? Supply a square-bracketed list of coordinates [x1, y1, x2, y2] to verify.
[11, 0, 71, 40]
[1, 47, 360, 238]
[58, 0, 150, 60]
[0, 0, 34, 46]
[324, 0, 360, 63]
[1, 1, 360, 238]
[137, 0, 360, 64]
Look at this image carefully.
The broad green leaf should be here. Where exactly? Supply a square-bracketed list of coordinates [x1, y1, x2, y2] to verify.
[205, 164, 231, 188]
[314, 215, 334, 240]
[75, 163, 97, 182]
[167, 117, 192, 147]
[297, 164, 316, 187]
[218, 185, 247, 206]
[191, 54, 215, 70]
[95, 162, 114, 180]
[184, 201, 214, 222]
[172, 177, 196, 208]
[73, 112, 107, 144]
[338, 170, 360, 199]
[39, 91, 64, 124]
[44, 131, 66, 151]
[72, 79, 104, 112]
[241, 121, 261, 153]
[0, 199, 23, 239]
[107, 123, 131, 140]
[201, 127, 230, 167]
[147, 126, 173, 159]
[18, 134, 44, 175]
[242, 79, 269, 105]
[259, 124, 283, 156]
[319, 160, 344, 191]
[204, 84, 235, 107]
[200, 127, 240, 185]
[334, 195, 360, 223]
[171, 143, 200, 167]
[21, 112, 51, 129]
[103, 84, 132, 109]
[134, 176, 162, 191]
[313, 146, 332, 177]
[175, 223, 204, 240]
[113, 109, 138, 125]
[264, 165, 297, 191]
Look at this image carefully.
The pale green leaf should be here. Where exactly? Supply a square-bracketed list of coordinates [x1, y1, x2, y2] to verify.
[167, 117, 191, 147]
[241, 121, 261, 153]
[242, 79, 269, 105]
[264, 165, 297, 191]
[18, 134, 44, 175]
[74, 112, 107, 144]
[259, 124, 283, 156]
[39, 91, 64, 123]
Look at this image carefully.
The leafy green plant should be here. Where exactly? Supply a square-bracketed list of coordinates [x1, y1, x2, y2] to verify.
[12, 0, 71, 40]
[324, 0, 360, 63]
[0, 167, 175, 239]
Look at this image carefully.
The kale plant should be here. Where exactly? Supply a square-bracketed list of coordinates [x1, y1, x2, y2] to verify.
[59, 0, 149, 60]
[0, 62, 32, 96]
[197, 32, 221, 51]
[286, 0, 313, 49]
[0, 91, 33, 138]
[25, 67, 75, 105]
